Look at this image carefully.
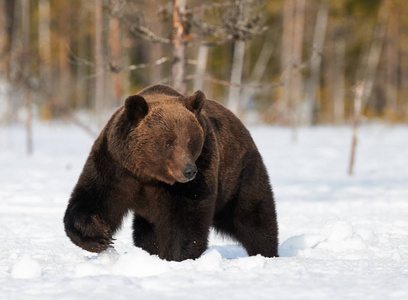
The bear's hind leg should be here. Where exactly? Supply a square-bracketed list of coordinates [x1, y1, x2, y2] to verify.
[213, 152, 279, 257]
[215, 193, 278, 257]
[132, 215, 159, 255]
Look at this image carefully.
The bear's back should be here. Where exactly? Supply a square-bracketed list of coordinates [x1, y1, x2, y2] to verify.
[138, 85, 183, 106]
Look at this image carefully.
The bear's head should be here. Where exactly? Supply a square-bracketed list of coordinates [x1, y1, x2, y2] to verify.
[108, 89, 206, 185]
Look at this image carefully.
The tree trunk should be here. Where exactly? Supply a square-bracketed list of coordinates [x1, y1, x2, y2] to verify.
[290, 0, 305, 140]
[171, 0, 186, 95]
[361, 0, 388, 105]
[58, 1, 72, 115]
[75, 3, 88, 109]
[22, 0, 32, 154]
[6, 0, 20, 123]
[147, 0, 164, 85]
[0, 0, 6, 70]
[280, 0, 295, 124]
[95, 0, 105, 128]
[385, 9, 399, 114]
[240, 34, 276, 116]
[402, 40, 408, 122]
[305, 0, 328, 125]
[193, 44, 209, 92]
[38, 0, 51, 94]
[348, 82, 364, 176]
[333, 30, 345, 125]
[109, 1, 123, 107]
[226, 40, 246, 116]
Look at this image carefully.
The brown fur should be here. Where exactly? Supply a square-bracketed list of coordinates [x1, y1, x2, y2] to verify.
[63, 84, 278, 261]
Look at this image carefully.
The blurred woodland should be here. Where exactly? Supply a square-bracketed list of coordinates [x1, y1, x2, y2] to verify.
[1, 0, 408, 129]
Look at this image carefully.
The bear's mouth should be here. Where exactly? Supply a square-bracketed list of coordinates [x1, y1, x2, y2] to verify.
[175, 175, 196, 183]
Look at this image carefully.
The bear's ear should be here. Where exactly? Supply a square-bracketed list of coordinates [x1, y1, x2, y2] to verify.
[185, 90, 206, 115]
[125, 95, 149, 123]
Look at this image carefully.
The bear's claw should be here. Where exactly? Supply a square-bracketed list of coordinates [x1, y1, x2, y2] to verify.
[67, 215, 116, 253]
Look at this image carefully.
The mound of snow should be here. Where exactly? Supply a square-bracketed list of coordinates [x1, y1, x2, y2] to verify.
[111, 248, 170, 277]
[280, 220, 379, 259]
[11, 254, 42, 279]
[194, 249, 222, 272]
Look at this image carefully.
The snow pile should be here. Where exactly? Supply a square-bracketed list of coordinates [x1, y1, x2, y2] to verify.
[280, 220, 379, 258]
[11, 254, 42, 279]
[1, 123, 408, 299]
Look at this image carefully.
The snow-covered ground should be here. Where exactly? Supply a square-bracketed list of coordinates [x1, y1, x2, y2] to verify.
[0, 122, 407, 299]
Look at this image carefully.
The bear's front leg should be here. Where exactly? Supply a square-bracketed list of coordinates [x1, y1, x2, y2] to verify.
[155, 221, 210, 262]
[64, 205, 114, 253]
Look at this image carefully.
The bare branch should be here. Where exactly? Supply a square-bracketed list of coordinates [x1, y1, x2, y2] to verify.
[108, 0, 170, 44]
[222, 0, 266, 41]
[186, 74, 283, 89]
[127, 56, 170, 71]
[185, 2, 233, 14]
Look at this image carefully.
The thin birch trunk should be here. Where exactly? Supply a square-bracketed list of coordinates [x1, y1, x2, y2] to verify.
[109, 6, 123, 107]
[280, 0, 295, 124]
[95, 0, 105, 128]
[333, 31, 345, 125]
[290, 0, 305, 140]
[402, 47, 408, 121]
[227, 40, 246, 115]
[385, 11, 399, 113]
[240, 34, 276, 114]
[306, 0, 328, 125]
[38, 0, 51, 94]
[22, 0, 32, 154]
[0, 0, 8, 121]
[147, 0, 163, 85]
[172, 0, 186, 95]
[6, 0, 20, 123]
[348, 82, 364, 176]
[193, 44, 209, 92]
[76, 3, 88, 108]
[0, 0, 6, 71]
[58, 1, 72, 112]
[361, 1, 388, 105]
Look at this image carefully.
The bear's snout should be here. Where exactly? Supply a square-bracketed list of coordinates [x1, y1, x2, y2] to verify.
[182, 164, 198, 181]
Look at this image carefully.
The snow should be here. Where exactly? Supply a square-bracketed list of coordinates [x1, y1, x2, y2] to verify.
[1, 122, 408, 299]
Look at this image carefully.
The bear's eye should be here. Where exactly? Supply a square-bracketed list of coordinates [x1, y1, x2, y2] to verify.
[166, 141, 174, 149]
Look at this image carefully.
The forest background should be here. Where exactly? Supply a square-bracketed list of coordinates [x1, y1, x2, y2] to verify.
[1, 0, 408, 133]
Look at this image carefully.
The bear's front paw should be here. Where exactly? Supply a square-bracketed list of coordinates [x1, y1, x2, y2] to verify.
[65, 214, 115, 253]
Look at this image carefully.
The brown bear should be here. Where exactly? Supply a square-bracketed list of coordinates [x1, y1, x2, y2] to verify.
[63, 84, 278, 261]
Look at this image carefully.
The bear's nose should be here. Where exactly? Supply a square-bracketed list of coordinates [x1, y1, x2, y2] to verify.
[182, 164, 198, 180]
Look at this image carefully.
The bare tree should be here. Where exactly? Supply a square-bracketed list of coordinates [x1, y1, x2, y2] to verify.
[5, 0, 21, 124]
[95, 0, 105, 128]
[359, 0, 388, 107]
[0, 0, 6, 72]
[223, 0, 265, 115]
[304, 0, 328, 125]
[109, 0, 124, 107]
[193, 44, 209, 91]
[279, 0, 294, 125]
[38, 0, 51, 94]
[279, 0, 306, 133]
[172, 0, 187, 95]
[22, 0, 32, 154]
[333, 28, 346, 125]
[227, 39, 246, 115]
[290, 0, 305, 139]
[240, 33, 277, 117]
[385, 4, 399, 115]
[348, 81, 364, 176]
[402, 37, 408, 122]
